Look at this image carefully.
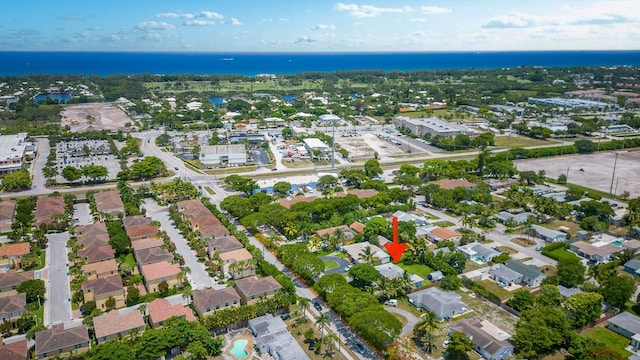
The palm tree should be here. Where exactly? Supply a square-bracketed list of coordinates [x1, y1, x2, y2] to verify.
[298, 297, 310, 318]
[323, 332, 338, 358]
[315, 313, 330, 343]
[283, 223, 298, 240]
[418, 332, 439, 354]
[331, 228, 347, 249]
[358, 245, 377, 265]
[400, 270, 416, 293]
[413, 310, 440, 338]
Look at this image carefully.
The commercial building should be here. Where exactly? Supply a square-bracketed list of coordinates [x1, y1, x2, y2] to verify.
[199, 144, 247, 168]
[302, 138, 331, 156]
[395, 116, 470, 138]
[0, 133, 30, 174]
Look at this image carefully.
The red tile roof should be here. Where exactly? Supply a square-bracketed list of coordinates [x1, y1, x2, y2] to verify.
[429, 227, 460, 240]
[147, 298, 196, 325]
[0, 338, 27, 360]
[234, 276, 281, 299]
[432, 179, 476, 190]
[126, 224, 158, 239]
[35, 324, 89, 357]
[278, 195, 318, 209]
[93, 191, 124, 214]
[93, 309, 145, 340]
[0, 243, 30, 257]
[81, 274, 124, 296]
[35, 196, 65, 223]
[131, 238, 164, 252]
[140, 261, 180, 282]
[78, 245, 115, 263]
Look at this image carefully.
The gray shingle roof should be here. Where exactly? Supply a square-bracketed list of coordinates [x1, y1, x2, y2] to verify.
[625, 259, 640, 271]
[608, 312, 640, 334]
[505, 260, 545, 281]
[408, 287, 466, 319]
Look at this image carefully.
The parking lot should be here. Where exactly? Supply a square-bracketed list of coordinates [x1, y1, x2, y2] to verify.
[55, 140, 122, 183]
[515, 150, 640, 198]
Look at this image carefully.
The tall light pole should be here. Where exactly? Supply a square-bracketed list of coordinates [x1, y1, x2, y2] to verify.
[609, 152, 620, 196]
[331, 118, 336, 169]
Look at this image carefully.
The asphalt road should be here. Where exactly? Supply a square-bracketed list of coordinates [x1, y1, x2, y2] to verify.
[31, 137, 50, 191]
[143, 199, 216, 291]
[385, 306, 420, 336]
[45, 232, 72, 325]
[74, 203, 92, 225]
[321, 255, 351, 275]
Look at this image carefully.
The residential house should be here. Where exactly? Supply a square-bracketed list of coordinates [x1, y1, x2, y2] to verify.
[35, 196, 65, 227]
[432, 178, 476, 190]
[134, 247, 173, 266]
[125, 224, 158, 242]
[624, 259, 640, 277]
[0, 271, 33, 297]
[315, 225, 355, 242]
[81, 274, 125, 310]
[532, 224, 567, 242]
[408, 287, 467, 319]
[428, 270, 443, 282]
[459, 242, 500, 264]
[93, 191, 125, 218]
[278, 195, 318, 209]
[349, 221, 365, 236]
[219, 248, 255, 279]
[93, 309, 145, 344]
[450, 320, 514, 360]
[192, 287, 241, 317]
[0, 337, 28, 360]
[77, 229, 110, 249]
[0, 243, 30, 270]
[81, 259, 118, 280]
[248, 314, 308, 360]
[426, 227, 462, 244]
[200, 224, 231, 240]
[78, 245, 115, 264]
[493, 211, 536, 225]
[491, 265, 522, 287]
[0, 293, 26, 328]
[608, 312, 640, 339]
[486, 178, 517, 191]
[344, 189, 379, 199]
[140, 261, 181, 293]
[0, 200, 16, 233]
[375, 263, 424, 287]
[208, 235, 244, 259]
[131, 238, 163, 252]
[122, 215, 151, 228]
[570, 241, 619, 263]
[35, 323, 90, 359]
[235, 276, 282, 305]
[557, 285, 582, 299]
[147, 298, 196, 328]
[343, 241, 390, 264]
[528, 185, 553, 195]
[504, 260, 546, 287]
[76, 223, 109, 241]
[622, 239, 640, 252]
[392, 210, 429, 226]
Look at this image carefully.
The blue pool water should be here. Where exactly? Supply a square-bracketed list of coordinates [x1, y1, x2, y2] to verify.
[208, 97, 225, 109]
[282, 94, 296, 103]
[229, 338, 249, 360]
[34, 92, 70, 103]
[612, 240, 623, 246]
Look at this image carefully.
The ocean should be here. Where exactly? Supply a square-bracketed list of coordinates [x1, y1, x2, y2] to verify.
[1, 51, 639, 76]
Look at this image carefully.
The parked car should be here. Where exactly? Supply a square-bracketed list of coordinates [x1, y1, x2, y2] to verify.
[535, 245, 543, 251]
[353, 342, 366, 355]
[174, 166, 179, 171]
[384, 299, 398, 307]
[308, 339, 318, 350]
[313, 301, 323, 311]
[443, 340, 451, 349]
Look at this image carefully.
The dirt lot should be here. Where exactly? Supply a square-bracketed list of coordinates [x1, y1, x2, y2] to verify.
[515, 151, 640, 198]
[61, 103, 132, 132]
[339, 132, 405, 160]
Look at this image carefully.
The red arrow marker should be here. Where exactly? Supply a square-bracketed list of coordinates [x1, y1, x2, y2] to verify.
[384, 216, 407, 263]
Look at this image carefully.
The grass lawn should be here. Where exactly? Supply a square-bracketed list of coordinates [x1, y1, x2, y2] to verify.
[580, 326, 632, 358]
[397, 262, 434, 280]
[478, 280, 513, 301]
[204, 186, 216, 195]
[204, 165, 257, 175]
[396, 299, 423, 318]
[282, 159, 317, 168]
[494, 135, 553, 148]
[34, 305, 44, 326]
[323, 260, 339, 271]
[497, 246, 517, 254]
[464, 259, 487, 272]
[545, 247, 580, 262]
[123, 253, 137, 268]
[432, 221, 455, 227]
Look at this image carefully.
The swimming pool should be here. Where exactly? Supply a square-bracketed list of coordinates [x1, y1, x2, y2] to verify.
[229, 338, 249, 360]
[612, 240, 623, 246]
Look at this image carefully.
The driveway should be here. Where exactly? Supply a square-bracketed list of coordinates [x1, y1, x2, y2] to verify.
[74, 203, 92, 225]
[143, 199, 216, 290]
[385, 305, 420, 336]
[321, 255, 351, 275]
[45, 232, 72, 325]
[31, 137, 50, 191]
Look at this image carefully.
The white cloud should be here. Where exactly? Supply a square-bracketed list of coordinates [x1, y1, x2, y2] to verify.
[483, 12, 535, 29]
[135, 21, 175, 31]
[409, 18, 426, 23]
[199, 11, 224, 20]
[155, 12, 194, 19]
[230, 17, 243, 26]
[420, 6, 451, 15]
[262, 18, 273, 22]
[294, 35, 317, 43]
[184, 19, 216, 26]
[335, 3, 412, 18]
[311, 24, 335, 30]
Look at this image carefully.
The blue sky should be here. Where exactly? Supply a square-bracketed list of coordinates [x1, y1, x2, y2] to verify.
[1, 0, 638, 52]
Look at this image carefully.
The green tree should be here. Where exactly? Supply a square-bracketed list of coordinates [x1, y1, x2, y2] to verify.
[349, 306, 402, 350]
[16, 312, 36, 334]
[348, 264, 380, 289]
[273, 181, 292, 197]
[136, 328, 169, 360]
[129, 156, 167, 179]
[313, 273, 347, 298]
[186, 341, 208, 360]
[17, 279, 45, 304]
[90, 340, 136, 360]
[440, 275, 461, 291]
[563, 292, 603, 328]
[536, 284, 564, 307]
[317, 174, 338, 191]
[126, 285, 140, 306]
[224, 174, 258, 196]
[62, 166, 83, 182]
[507, 289, 536, 312]
[158, 280, 169, 294]
[363, 159, 383, 178]
[513, 306, 571, 358]
[444, 331, 475, 360]
[2, 169, 32, 190]
[601, 275, 636, 309]
[82, 164, 108, 182]
[557, 257, 586, 288]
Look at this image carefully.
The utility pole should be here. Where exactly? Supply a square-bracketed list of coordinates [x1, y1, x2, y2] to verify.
[331, 118, 335, 169]
[609, 152, 620, 196]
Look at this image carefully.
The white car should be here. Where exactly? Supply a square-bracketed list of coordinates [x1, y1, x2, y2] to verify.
[443, 340, 451, 349]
